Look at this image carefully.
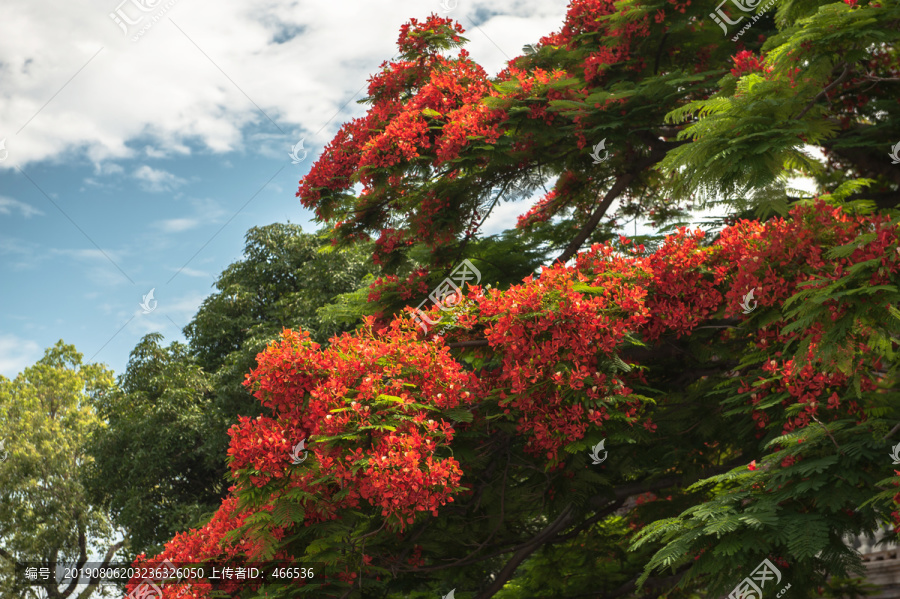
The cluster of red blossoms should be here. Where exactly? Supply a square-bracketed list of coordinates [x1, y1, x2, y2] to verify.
[536, 0, 653, 82]
[131, 201, 899, 596]
[128, 320, 479, 596]
[366, 268, 430, 303]
[296, 2, 666, 271]
[719, 205, 896, 437]
[295, 15, 507, 260]
[232, 321, 477, 522]
[730, 50, 770, 78]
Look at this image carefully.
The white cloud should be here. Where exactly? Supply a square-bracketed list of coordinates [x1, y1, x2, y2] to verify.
[0, 0, 569, 169]
[0, 236, 46, 270]
[163, 290, 208, 321]
[52, 247, 124, 262]
[170, 266, 211, 278]
[0, 334, 42, 379]
[0, 195, 44, 218]
[156, 217, 200, 233]
[482, 194, 540, 236]
[50, 246, 133, 287]
[0, 236, 47, 271]
[152, 197, 227, 233]
[133, 165, 187, 192]
[93, 162, 124, 176]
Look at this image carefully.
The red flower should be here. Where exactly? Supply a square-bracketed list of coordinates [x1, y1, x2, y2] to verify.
[730, 50, 769, 77]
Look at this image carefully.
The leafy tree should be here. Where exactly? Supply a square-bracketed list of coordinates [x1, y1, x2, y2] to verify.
[86, 224, 375, 559]
[137, 2, 900, 598]
[184, 223, 374, 421]
[85, 334, 218, 561]
[0, 341, 122, 599]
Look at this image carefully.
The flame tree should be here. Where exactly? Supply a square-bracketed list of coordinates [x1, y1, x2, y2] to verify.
[132, 0, 900, 597]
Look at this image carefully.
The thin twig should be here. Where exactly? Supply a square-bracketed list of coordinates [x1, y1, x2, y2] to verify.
[861, 73, 900, 82]
[447, 339, 490, 348]
[811, 412, 844, 455]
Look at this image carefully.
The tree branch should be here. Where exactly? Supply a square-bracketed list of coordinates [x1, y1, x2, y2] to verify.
[590, 569, 689, 599]
[472, 468, 733, 599]
[653, 33, 669, 76]
[861, 73, 900, 82]
[75, 539, 125, 599]
[59, 520, 89, 599]
[554, 135, 682, 267]
[542, 497, 628, 545]
[811, 412, 845, 455]
[47, 547, 60, 599]
[555, 171, 641, 266]
[446, 320, 740, 360]
[794, 62, 851, 120]
[883, 421, 900, 441]
[446, 339, 490, 349]
[474, 504, 576, 599]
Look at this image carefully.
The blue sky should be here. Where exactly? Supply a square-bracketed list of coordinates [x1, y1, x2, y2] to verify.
[0, 0, 572, 379]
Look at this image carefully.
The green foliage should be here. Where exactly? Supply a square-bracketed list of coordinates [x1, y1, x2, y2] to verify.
[0, 341, 120, 599]
[85, 333, 219, 559]
[185, 224, 373, 372]
[660, 0, 900, 209]
[823, 575, 879, 598]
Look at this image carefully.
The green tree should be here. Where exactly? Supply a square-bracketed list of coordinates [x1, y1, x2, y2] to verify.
[85, 334, 218, 560]
[0, 341, 122, 599]
[184, 223, 374, 421]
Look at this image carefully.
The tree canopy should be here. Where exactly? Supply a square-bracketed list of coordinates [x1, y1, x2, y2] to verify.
[121, 1, 900, 598]
[85, 334, 219, 559]
[0, 341, 122, 599]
